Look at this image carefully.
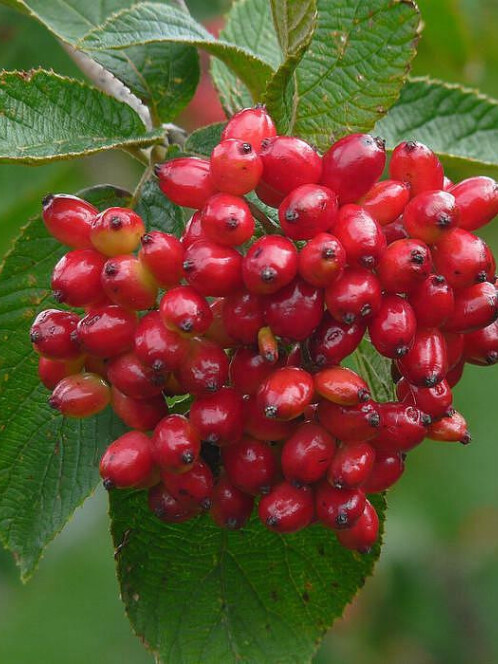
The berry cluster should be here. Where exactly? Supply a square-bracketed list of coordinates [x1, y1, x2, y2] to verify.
[31, 106, 498, 553]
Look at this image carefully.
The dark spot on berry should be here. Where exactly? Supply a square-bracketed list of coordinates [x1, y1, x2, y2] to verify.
[261, 266, 277, 282]
[336, 512, 348, 527]
[265, 405, 278, 419]
[264, 351, 277, 363]
[410, 250, 425, 265]
[395, 345, 409, 357]
[367, 412, 380, 428]
[240, 142, 252, 154]
[260, 484, 271, 495]
[343, 313, 355, 325]
[360, 255, 375, 269]
[437, 213, 452, 227]
[226, 517, 239, 529]
[52, 290, 64, 303]
[200, 498, 212, 511]
[206, 433, 220, 444]
[434, 274, 446, 284]
[110, 216, 122, 230]
[374, 136, 386, 151]
[181, 451, 194, 465]
[358, 388, 370, 403]
[179, 319, 193, 332]
[421, 413, 432, 426]
[141, 233, 153, 245]
[206, 380, 218, 392]
[183, 259, 194, 272]
[400, 452, 408, 461]
[285, 209, 299, 222]
[105, 262, 118, 276]
[226, 216, 238, 230]
[475, 270, 487, 283]
[103, 478, 115, 491]
[486, 351, 498, 365]
[460, 431, 472, 445]
[42, 193, 54, 208]
[260, 138, 271, 151]
[322, 247, 335, 260]
[423, 374, 438, 388]
[266, 515, 279, 527]
[405, 141, 418, 152]
[30, 330, 41, 343]
[360, 304, 372, 318]
[151, 359, 164, 372]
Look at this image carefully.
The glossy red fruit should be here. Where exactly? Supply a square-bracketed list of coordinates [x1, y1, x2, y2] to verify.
[38, 356, 84, 389]
[155, 157, 217, 208]
[376, 238, 432, 294]
[51, 249, 106, 307]
[325, 267, 382, 325]
[257, 136, 322, 206]
[315, 481, 366, 529]
[221, 291, 265, 344]
[389, 141, 444, 197]
[397, 328, 448, 387]
[408, 275, 454, 328]
[327, 441, 375, 489]
[108, 352, 166, 398]
[90, 207, 145, 256]
[427, 410, 471, 444]
[264, 277, 324, 341]
[100, 431, 154, 489]
[229, 346, 278, 395]
[221, 106, 277, 151]
[152, 414, 201, 472]
[446, 360, 465, 388]
[176, 337, 229, 395]
[314, 367, 370, 406]
[189, 387, 244, 445]
[49, 372, 110, 417]
[336, 499, 379, 552]
[298, 232, 346, 287]
[148, 484, 197, 523]
[368, 295, 417, 359]
[210, 139, 263, 195]
[404, 192, 458, 246]
[160, 285, 212, 337]
[257, 367, 314, 421]
[320, 133, 386, 204]
[111, 387, 168, 431]
[183, 240, 243, 297]
[318, 400, 381, 441]
[278, 184, 338, 240]
[161, 460, 214, 510]
[259, 483, 314, 533]
[464, 321, 498, 365]
[201, 193, 254, 246]
[361, 180, 410, 225]
[102, 255, 158, 310]
[77, 305, 137, 357]
[443, 282, 498, 333]
[181, 211, 209, 249]
[450, 176, 498, 231]
[138, 231, 185, 287]
[308, 313, 366, 367]
[363, 451, 405, 493]
[382, 217, 409, 244]
[30, 309, 81, 359]
[242, 235, 298, 295]
[42, 194, 97, 249]
[281, 422, 336, 484]
[396, 378, 453, 419]
[432, 228, 495, 290]
[243, 395, 297, 440]
[134, 311, 189, 372]
[205, 298, 238, 349]
[444, 331, 465, 369]
[222, 437, 277, 495]
[210, 477, 254, 529]
[372, 403, 430, 452]
[331, 204, 386, 269]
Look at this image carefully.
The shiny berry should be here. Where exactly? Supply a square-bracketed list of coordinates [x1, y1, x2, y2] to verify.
[152, 414, 201, 473]
[298, 232, 346, 287]
[464, 321, 498, 365]
[308, 313, 366, 367]
[432, 228, 494, 290]
[90, 207, 145, 256]
[325, 267, 382, 325]
[139, 231, 185, 288]
[450, 176, 498, 231]
[256, 367, 314, 421]
[148, 484, 196, 523]
[189, 387, 244, 445]
[327, 441, 375, 489]
[408, 275, 454, 328]
[259, 483, 314, 533]
[38, 355, 84, 390]
[42, 193, 97, 249]
[318, 400, 381, 441]
[108, 352, 166, 399]
[396, 378, 453, 419]
[102, 255, 158, 310]
[221, 106, 277, 150]
[181, 211, 209, 248]
[134, 311, 189, 372]
[278, 184, 338, 240]
[205, 298, 237, 349]
[372, 403, 429, 452]
[242, 235, 298, 295]
[264, 277, 324, 341]
[281, 422, 336, 484]
[314, 366, 370, 406]
[336, 499, 379, 552]
[331, 204, 386, 269]
[222, 437, 277, 495]
[161, 460, 214, 510]
[111, 387, 168, 431]
[77, 305, 136, 358]
[368, 295, 417, 359]
[427, 410, 471, 444]
[176, 337, 229, 395]
[361, 180, 410, 225]
[396, 328, 448, 387]
[443, 282, 498, 333]
[222, 291, 265, 344]
[51, 249, 106, 307]
[444, 331, 465, 370]
[382, 217, 409, 244]
[403, 190, 459, 244]
[160, 285, 212, 337]
[49, 372, 110, 417]
[210, 139, 263, 195]
[229, 346, 278, 395]
[389, 141, 444, 196]
[100, 431, 154, 489]
[377, 238, 432, 294]
[210, 477, 254, 529]
[363, 452, 405, 493]
[155, 157, 217, 208]
[183, 240, 243, 297]
[201, 193, 254, 246]
[242, 397, 297, 441]
[30, 309, 81, 359]
[315, 481, 366, 529]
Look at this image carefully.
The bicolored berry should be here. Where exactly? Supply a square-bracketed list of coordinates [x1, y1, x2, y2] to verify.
[90, 208, 145, 256]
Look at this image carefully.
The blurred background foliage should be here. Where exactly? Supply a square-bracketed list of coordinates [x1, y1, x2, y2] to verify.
[0, 1, 498, 662]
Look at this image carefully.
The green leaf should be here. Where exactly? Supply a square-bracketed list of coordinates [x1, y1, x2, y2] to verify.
[134, 177, 186, 238]
[375, 77, 498, 179]
[353, 338, 395, 403]
[0, 70, 162, 164]
[110, 490, 385, 664]
[270, 0, 317, 55]
[78, 2, 274, 103]
[0, 185, 131, 580]
[184, 122, 225, 156]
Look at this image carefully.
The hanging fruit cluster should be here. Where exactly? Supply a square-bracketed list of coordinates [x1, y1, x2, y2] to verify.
[30, 107, 498, 553]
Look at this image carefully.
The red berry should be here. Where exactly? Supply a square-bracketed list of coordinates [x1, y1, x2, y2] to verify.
[161, 460, 214, 510]
[427, 410, 471, 444]
[30, 309, 81, 360]
[372, 403, 429, 452]
[403, 190, 459, 245]
[314, 366, 370, 406]
[108, 352, 166, 399]
[134, 311, 189, 372]
[278, 184, 338, 240]
[242, 235, 298, 295]
[325, 267, 382, 325]
[444, 331, 465, 370]
[308, 312, 366, 367]
[201, 193, 254, 246]
[221, 106, 277, 151]
[102, 255, 158, 310]
[281, 422, 336, 484]
[210, 477, 254, 529]
[443, 281, 498, 333]
[189, 387, 244, 445]
[327, 441, 375, 489]
[321, 133, 386, 204]
[368, 294, 417, 359]
[396, 328, 448, 387]
[450, 176, 498, 231]
[389, 141, 444, 196]
[210, 139, 263, 195]
[183, 240, 243, 297]
[222, 437, 277, 495]
[361, 180, 410, 226]
[264, 277, 324, 341]
[160, 285, 212, 337]
[51, 249, 106, 307]
[396, 378, 453, 419]
[446, 360, 465, 388]
[176, 337, 229, 395]
[152, 414, 201, 472]
[42, 194, 97, 249]
[377, 238, 432, 294]
[49, 372, 110, 417]
[148, 484, 196, 523]
[432, 228, 494, 290]
[242, 397, 297, 441]
[229, 346, 278, 395]
[331, 204, 386, 269]
[90, 207, 145, 256]
[318, 400, 381, 441]
[77, 305, 137, 358]
[298, 232, 346, 287]
[204, 298, 238, 349]
[408, 275, 454, 328]
[256, 367, 314, 421]
[155, 157, 217, 208]
[464, 320, 498, 365]
[336, 499, 379, 552]
[259, 483, 314, 533]
[111, 387, 168, 431]
[315, 481, 366, 529]
[363, 452, 405, 493]
[382, 217, 409, 244]
[181, 211, 209, 248]
[139, 231, 185, 288]
[38, 355, 84, 389]
[221, 291, 265, 344]
[100, 431, 154, 489]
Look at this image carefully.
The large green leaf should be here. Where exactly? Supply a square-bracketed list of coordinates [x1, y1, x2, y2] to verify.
[110, 490, 385, 664]
[0, 185, 131, 580]
[0, 70, 162, 164]
[134, 176, 186, 239]
[77, 2, 274, 103]
[376, 77, 498, 179]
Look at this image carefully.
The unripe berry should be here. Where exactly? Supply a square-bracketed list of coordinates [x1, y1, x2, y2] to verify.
[315, 481, 366, 529]
[464, 321, 498, 365]
[408, 275, 454, 328]
[107, 352, 166, 399]
[314, 367, 370, 406]
[396, 328, 448, 387]
[450, 176, 498, 231]
[189, 387, 244, 445]
[308, 313, 366, 367]
[200, 193, 254, 246]
[90, 207, 145, 256]
[51, 249, 106, 307]
[256, 367, 314, 421]
[327, 441, 375, 489]
[318, 400, 381, 441]
[222, 437, 277, 495]
[148, 484, 197, 523]
[278, 184, 338, 240]
[100, 431, 155, 489]
[152, 414, 201, 473]
[42, 193, 97, 249]
[221, 291, 265, 344]
[229, 346, 278, 396]
[77, 305, 137, 358]
[183, 240, 243, 297]
[331, 204, 386, 269]
[242, 235, 298, 295]
[134, 311, 189, 372]
[336, 499, 379, 552]
[298, 232, 346, 287]
[259, 483, 314, 533]
[161, 460, 214, 510]
[210, 477, 254, 529]
[176, 337, 229, 395]
[102, 255, 158, 310]
[160, 286, 212, 337]
[325, 267, 382, 325]
[363, 451, 405, 493]
[49, 372, 110, 417]
[443, 282, 498, 333]
[361, 180, 410, 226]
[30, 309, 81, 360]
[221, 106, 277, 150]
[38, 355, 84, 389]
[111, 387, 168, 431]
[377, 238, 432, 294]
[264, 277, 324, 341]
[138, 231, 185, 288]
[155, 157, 217, 208]
[281, 422, 336, 484]
[389, 141, 444, 196]
[372, 403, 429, 452]
[368, 295, 417, 359]
[427, 410, 471, 444]
[210, 139, 263, 195]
